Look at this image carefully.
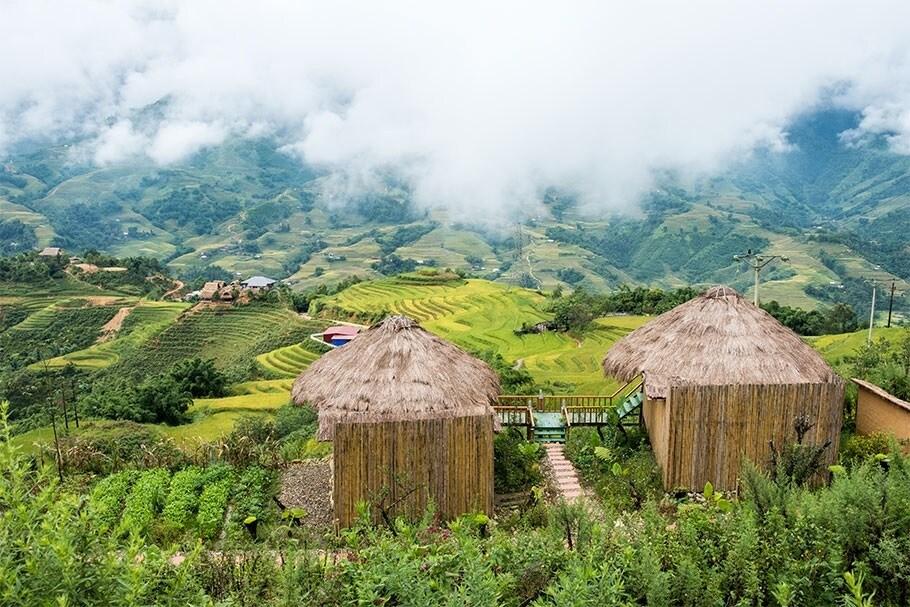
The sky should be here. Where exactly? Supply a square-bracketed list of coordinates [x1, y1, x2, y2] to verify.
[2, 0, 910, 218]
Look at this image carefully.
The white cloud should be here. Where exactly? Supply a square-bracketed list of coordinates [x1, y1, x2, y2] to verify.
[93, 120, 148, 165]
[2, 0, 910, 217]
[148, 121, 226, 165]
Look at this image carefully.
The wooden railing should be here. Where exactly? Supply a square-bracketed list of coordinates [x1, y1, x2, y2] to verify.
[500, 377, 645, 431]
[564, 405, 614, 427]
[498, 378, 643, 414]
[494, 405, 534, 428]
[498, 394, 612, 412]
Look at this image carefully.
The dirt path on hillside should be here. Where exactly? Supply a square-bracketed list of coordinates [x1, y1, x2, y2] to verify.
[82, 296, 123, 305]
[525, 252, 542, 290]
[163, 279, 185, 300]
[98, 306, 134, 342]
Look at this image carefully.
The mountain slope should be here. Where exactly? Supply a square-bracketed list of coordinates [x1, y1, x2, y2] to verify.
[1, 109, 908, 318]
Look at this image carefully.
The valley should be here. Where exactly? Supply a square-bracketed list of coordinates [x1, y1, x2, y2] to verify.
[1, 111, 909, 324]
[4, 271, 898, 454]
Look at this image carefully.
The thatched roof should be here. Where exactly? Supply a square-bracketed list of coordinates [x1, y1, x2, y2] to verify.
[292, 315, 501, 440]
[602, 286, 841, 398]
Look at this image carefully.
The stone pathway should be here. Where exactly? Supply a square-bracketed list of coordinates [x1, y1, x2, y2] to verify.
[543, 443, 584, 501]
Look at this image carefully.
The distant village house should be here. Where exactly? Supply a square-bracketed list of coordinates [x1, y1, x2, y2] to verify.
[38, 246, 63, 258]
[322, 325, 360, 347]
[241, 276, 276, 293]
[193, 276, 277, 302]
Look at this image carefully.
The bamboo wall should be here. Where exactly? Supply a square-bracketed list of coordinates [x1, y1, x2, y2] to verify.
[332, 414, 494, 527]
[642, 397, 670, 471]
[646, 382, 843, 491]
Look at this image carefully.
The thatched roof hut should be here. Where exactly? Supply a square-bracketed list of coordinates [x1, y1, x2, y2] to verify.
[602, 286, 844, 490]
[292, 315, 500, 440]
[292, 315, 499, 525]
[603, 285, 839, 399]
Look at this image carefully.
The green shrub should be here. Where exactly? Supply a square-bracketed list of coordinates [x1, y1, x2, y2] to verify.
[89, 469, 138, 531]
[279, 432, 331, 461]
[274, 403, 317, 439]
[197, 474, 234, 540]
[493, 428, 543, 493]
[57, 421, 186, 473]
[162, 466, 204, 533]
[565, 427, 661, 511]
[118, 468, 170, 537]
[227, 466, 275, 540]
[840, 432, 892, 467]
[170, 357, 228, 397]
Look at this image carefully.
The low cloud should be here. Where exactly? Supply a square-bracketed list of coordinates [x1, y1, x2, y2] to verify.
[148, 121, 226, 165]
[2, 1, 910, 218]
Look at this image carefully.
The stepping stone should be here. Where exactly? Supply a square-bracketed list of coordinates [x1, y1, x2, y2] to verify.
[542, 443, 586, 503]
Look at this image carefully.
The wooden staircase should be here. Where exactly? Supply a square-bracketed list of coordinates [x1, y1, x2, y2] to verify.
[532, 412, 566, 444]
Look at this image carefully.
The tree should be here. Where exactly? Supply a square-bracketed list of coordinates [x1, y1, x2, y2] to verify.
[472, 349, 538, 394]
[169, 357, 227, 398]
[135, 376, 191, 425]
[826, 303, 858, 334]
[549, 289, 596, 332]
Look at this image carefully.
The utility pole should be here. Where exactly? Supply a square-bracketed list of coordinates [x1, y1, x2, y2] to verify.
[887, 280, 896, 328]
[39, 350, 64, 482]
[515, 222, 524, 262]
[868, 280, 877, 344]
[733, 250, 790, 306]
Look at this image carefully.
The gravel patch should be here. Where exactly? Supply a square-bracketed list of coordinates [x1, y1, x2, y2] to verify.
[278, 459, 333, 530]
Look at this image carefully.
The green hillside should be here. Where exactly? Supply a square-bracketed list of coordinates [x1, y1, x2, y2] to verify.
[5, 275, 903, 452]
[809, 325, 907, 367]
[2, 110, 909, 318]
[37, 301, 189, 370]
[318, 277, 649, 393]
[105, 302, 329, 382]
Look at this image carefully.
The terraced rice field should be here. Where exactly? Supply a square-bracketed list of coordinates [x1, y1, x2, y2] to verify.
[323, 278, 650, 393]
[39, 301, 189, 369]
[11, 299, 76, 330]
[255, 343, 322, 379]
[113, 303, 328, 378]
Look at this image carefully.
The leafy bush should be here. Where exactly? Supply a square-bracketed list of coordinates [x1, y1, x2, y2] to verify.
[274, 403, 317, 439]
[162, 466, 204, 534]
[565, 427, 661, 511]
[170, 357, 228, 397]
[279, 433, 331, 461]
[81, 374, 193, 425]
[227, 466, 275, 540]
[494, 428, 543, 493]
[89, 470, 138, 531]
[848, 329, 910, 401]
[840, 432, 892, 467]
[135, 375, 192, 425]
[118, 468, 171, 537]
[58, 420, 186, 473]
[220, 416, 281, 467]
[197, 470, 234, 540]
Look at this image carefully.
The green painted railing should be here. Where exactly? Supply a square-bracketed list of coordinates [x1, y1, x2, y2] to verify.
[495, 377, 644, 428]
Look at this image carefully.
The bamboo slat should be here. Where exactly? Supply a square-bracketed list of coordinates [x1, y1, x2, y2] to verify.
[332, 414, 494, 527]
[649, 382, 843, 491]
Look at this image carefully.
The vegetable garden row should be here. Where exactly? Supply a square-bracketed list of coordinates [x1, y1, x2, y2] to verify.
[89, 464, 277, 544]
